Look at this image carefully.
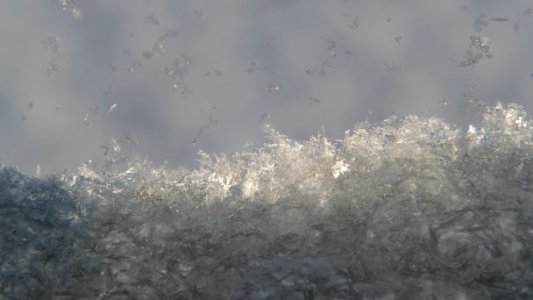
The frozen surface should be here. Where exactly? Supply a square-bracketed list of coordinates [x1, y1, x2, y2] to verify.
[1, 102, 533, 299]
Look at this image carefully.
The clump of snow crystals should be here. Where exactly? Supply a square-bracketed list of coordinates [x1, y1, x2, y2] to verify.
[1, 102, 532, 299]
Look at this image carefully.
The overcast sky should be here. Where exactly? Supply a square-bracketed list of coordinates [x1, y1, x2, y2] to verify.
[0, 0, 532, 174]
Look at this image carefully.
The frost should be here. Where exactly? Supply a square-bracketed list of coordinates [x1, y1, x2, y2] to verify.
[1, 102, 533, 299]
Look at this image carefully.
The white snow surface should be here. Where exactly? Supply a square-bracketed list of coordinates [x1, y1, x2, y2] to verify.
[1, 102, 533, 299]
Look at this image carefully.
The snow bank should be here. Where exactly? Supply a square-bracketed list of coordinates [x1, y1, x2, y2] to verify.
[1, 102, 532, 299]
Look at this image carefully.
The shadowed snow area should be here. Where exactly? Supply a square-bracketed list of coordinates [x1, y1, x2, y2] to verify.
[1, 102, 533, 299]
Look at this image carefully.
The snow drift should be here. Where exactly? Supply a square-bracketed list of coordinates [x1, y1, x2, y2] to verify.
[1, 102, 532, 299]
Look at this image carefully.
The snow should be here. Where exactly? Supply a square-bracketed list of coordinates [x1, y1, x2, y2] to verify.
[1, 102, 532, 299]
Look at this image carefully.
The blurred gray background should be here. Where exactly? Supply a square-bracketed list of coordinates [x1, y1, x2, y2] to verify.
[0, 0, 532, 175]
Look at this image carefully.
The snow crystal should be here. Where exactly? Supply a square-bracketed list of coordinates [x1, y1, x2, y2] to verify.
[57, 0, 82, 20]
[268, 81, 283, 94]
[459, 36, 494, 67]
[104, 103, 118, 116]
[144, 15, 160, 26]
[42, 36, 60, 59]
[152, 31, 178, 56]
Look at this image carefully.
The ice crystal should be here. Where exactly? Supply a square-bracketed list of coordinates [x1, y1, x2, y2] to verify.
[142, 50, 153, 60]
[246, 61, 264, 74]
[268, 81, 283, 94]
[47, 63, 58, 78]
[144, 15, 160, 26]
[42, 36, 60, 58]
[382, 61, 401, 73]
[348, 16, 359, 30]
[394, 36, 403, 44]
[163, 55, 191, 79]
[459, 36, 494, 67]
[473, 14, 489, 32]
[104, 103, 118, 116]
[152, 31, 178, 56]
[57, 0, 82, 20]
